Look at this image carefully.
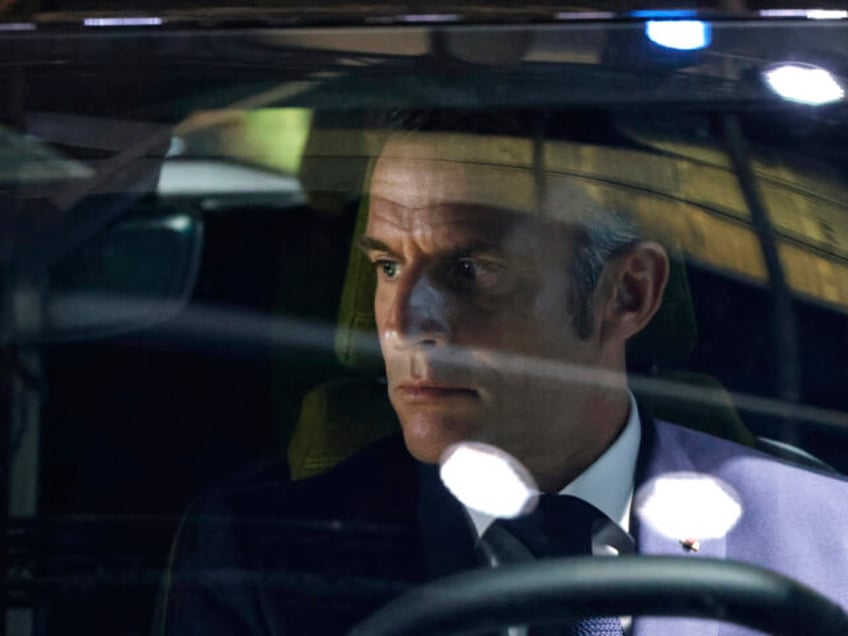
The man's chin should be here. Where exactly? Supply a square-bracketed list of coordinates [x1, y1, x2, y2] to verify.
[398, 415, 479, 464]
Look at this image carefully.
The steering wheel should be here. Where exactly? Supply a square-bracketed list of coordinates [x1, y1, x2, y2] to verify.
[349, 556, 848, 636]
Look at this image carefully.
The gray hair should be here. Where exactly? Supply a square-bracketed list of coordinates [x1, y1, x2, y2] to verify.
[567, 209, 641, 339]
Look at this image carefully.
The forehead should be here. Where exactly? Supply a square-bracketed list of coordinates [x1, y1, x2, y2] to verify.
[369, 134, 537, 213]
[366, 198, 530, 250]
[368, 133, 605, 224]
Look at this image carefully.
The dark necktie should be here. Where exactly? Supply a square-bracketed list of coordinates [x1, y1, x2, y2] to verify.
[478, 495, 625, 636]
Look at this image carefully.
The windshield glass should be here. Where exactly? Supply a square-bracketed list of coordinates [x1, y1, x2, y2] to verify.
[3, 15, 848, 636]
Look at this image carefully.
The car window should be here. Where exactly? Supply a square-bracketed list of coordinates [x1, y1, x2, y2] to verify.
[3, 13, 848, 636]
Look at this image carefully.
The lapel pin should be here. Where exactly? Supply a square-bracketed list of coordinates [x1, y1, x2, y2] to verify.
[680, 538, 701, 552]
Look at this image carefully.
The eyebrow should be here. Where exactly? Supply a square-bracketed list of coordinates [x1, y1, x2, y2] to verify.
[357, 235, 502, 258]
[357, 236, 393, 255]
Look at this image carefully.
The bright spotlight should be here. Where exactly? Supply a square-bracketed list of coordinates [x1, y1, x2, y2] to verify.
[764, 63, 845, 105]
[645, 20, 712, 51]
[440, 442, 538, 518]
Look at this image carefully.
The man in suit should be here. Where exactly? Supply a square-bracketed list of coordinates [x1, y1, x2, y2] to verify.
[157, 115, 848, 635]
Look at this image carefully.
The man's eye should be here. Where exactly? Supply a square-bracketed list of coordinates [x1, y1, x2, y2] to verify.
[448, 258, 504, 291]
[453, 259, 478, 280]
[375, 259, 400, 279]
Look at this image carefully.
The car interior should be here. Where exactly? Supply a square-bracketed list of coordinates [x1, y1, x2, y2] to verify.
[16, 108, 845, 636]
[4, 16, 848, 636]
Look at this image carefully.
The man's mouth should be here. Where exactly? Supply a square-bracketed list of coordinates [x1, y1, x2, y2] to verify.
[395, 382, 479, 402]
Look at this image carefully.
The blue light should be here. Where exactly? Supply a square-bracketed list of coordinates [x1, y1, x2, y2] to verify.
[633, 10, 697, 18]
[645, 20, 712, 51]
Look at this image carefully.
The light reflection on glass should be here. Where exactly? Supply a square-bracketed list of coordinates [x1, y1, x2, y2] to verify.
[0, 23, 36, 31]
[635, 472, 743, 541]
[806, 10, 848, 20]
[440, 442, 539, 518]
[83, 17, 163, 27]
[554, 12, 616, 20]
[764, 63, 845, 105]
[645, 20, 712, 51]
[399, 14, 460, 23]
[757, 8, 848, 18]
[163, 215, 192, 232]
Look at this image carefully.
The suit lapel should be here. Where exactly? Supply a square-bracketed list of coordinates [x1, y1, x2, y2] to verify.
[632, 413, 725, 636]
[416, 462, 479, 579]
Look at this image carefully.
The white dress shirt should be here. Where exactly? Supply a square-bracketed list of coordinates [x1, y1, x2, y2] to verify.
[464, 391, 642, 553]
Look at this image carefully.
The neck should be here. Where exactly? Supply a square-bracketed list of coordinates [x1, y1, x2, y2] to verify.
[532, 388, 631, 493]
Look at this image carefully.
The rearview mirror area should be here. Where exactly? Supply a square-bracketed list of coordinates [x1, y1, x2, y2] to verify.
[16, 212, 203, 342]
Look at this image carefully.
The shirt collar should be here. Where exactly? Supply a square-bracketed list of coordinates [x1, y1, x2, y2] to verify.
[465, 392, 641, 537]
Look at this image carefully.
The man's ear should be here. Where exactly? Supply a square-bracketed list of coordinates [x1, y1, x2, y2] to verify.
[597, 241, 670, 345]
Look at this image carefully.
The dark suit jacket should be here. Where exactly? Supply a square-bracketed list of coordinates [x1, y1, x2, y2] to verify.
[157, 417, 848, 636]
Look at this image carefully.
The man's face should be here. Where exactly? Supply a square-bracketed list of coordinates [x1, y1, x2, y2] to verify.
[362, 135, 626, 485]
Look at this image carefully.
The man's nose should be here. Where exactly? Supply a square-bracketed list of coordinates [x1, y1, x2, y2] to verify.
[386, 272, 451, 347]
